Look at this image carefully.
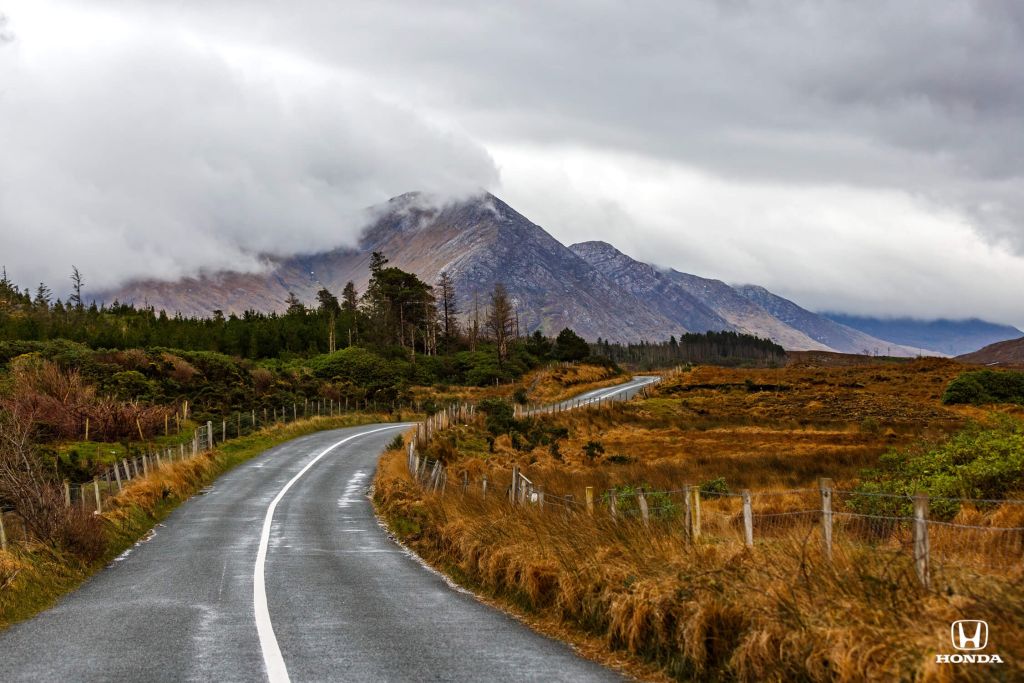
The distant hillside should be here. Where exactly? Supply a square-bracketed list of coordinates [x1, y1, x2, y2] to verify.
[957, 337, 1024, 366]
[734, 285, 923, 357]
[823, 314, 1022, 357]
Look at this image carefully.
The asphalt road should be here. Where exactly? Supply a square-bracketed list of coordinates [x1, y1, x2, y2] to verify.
[0, 382, 650, 682]
[530, 375, 660, 415]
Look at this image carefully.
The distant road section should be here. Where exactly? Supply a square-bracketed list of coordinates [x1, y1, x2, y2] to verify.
[529, 374, 660, 415]
[0, 382, 646, 681]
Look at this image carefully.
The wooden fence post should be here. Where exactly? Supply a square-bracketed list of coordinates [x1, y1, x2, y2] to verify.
[510, 465, 520, 504]
[206, 421, 213, 450]
[0, 513, 8, 551]
[683, 484, 692, 539]
[537, 486, 545, 509]
[64, 480, 71, 507]
[462, 471, 469, 494]
[637, 487, 649, 526]
[741, 489, 753, 548]
[482, 475, 488, 497]
[94, 478, 102, 514]
[686, 485, 701, 540]
[819, 478, 833, 561]
[585, 486, 594, 515]
[114, 462, 123, 491]
[608, 489, 617, 520]
[142, 454, 149, 477]
[222, 420, 226, 443]
[913, 492, 930, 589]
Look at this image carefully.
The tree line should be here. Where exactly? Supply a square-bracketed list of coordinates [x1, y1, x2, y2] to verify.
[0, 256, 526, 362]
[593, 332, 786, 368]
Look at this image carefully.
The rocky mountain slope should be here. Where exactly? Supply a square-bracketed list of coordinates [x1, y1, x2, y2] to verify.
[100, 191, 924, 352]
[569, 241, 829, 351]
[957, 337, 1024, 366]
[734, 285, 925, 356]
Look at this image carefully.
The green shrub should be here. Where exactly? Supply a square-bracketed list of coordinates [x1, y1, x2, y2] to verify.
[478, 398, 515, 436]
[942, 369, 1024, 405]
[699, 477, 729, 496]
[583, 440, 605, 461]
[851, 417, 1024, 520]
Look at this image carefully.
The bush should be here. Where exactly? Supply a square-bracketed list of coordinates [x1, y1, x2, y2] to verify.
[852, 417, 1024, 520]
[700, 477, 730, 496]
[583, 440, 605, 461]
[309, 346, 402, 391]
[478, 398, 515, 436]
[942, 369, 1024, 405]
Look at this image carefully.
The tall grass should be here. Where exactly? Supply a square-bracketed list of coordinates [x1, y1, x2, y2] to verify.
[376, 447, 1024, 681]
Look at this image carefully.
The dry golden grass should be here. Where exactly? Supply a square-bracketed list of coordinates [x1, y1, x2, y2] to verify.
[524, 363, 626, 404]
[469, 358, 1006, 492]
[376, 359, 1024, 680]
[408, 362, 626, 409]
[375, 447, 1024, 681]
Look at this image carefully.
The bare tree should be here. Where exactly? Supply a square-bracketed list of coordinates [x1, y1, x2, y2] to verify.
[486, 283, 515, 364]
[0, 405, 103, 558]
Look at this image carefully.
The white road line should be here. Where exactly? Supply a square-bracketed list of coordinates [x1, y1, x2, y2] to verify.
[254, 424, 411, 683]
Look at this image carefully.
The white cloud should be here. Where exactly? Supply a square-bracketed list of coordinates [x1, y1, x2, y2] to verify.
[1, 0, 1022, 328]
[0, 1, 497, 291]
[493, 144, 1024, 327]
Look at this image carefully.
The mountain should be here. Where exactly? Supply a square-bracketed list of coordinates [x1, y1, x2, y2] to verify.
[569, 241, 829, 350]
[99, 191, 924, 353]
[734, 286, 925, 356]
[957, 337, 1024, 366]
[103, 193, 675, 342]
[822, 314, 1023, 357]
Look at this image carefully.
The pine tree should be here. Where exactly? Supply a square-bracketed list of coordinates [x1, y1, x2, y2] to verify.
[69, 266, 84, 311]
[316, 287, 341, 353]
[437, 271, 459, 353]
[285, 292, 305, 315]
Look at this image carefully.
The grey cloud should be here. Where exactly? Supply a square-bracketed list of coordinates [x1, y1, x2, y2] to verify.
[3, 0, 1023, 325]
[173, 0, 1023, 247]
[0, 9, 497, 291]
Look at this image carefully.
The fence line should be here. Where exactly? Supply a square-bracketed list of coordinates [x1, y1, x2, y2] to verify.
[403, 377, 1023, 588]
[1, 395, 407, 548]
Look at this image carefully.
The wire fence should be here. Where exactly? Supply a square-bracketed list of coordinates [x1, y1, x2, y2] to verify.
[0, 394, 393, 550]
[404, 377, 1024, 588]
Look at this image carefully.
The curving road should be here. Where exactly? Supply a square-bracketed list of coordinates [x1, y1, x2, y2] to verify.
[0, 381, 655, 681]
[529, 375, 660, 415]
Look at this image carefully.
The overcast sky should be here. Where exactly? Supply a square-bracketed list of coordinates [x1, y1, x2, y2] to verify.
[2, 1, 1023, 326]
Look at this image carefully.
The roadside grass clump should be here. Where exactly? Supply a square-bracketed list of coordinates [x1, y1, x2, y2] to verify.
[375, 447, 1024, 681]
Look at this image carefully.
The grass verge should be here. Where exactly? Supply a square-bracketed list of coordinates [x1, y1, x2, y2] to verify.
[374, 446, 1024, 682]
[0, 412, 393, 629]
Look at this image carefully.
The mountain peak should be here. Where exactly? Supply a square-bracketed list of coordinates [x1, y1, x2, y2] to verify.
[97, 192, 939, 353]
